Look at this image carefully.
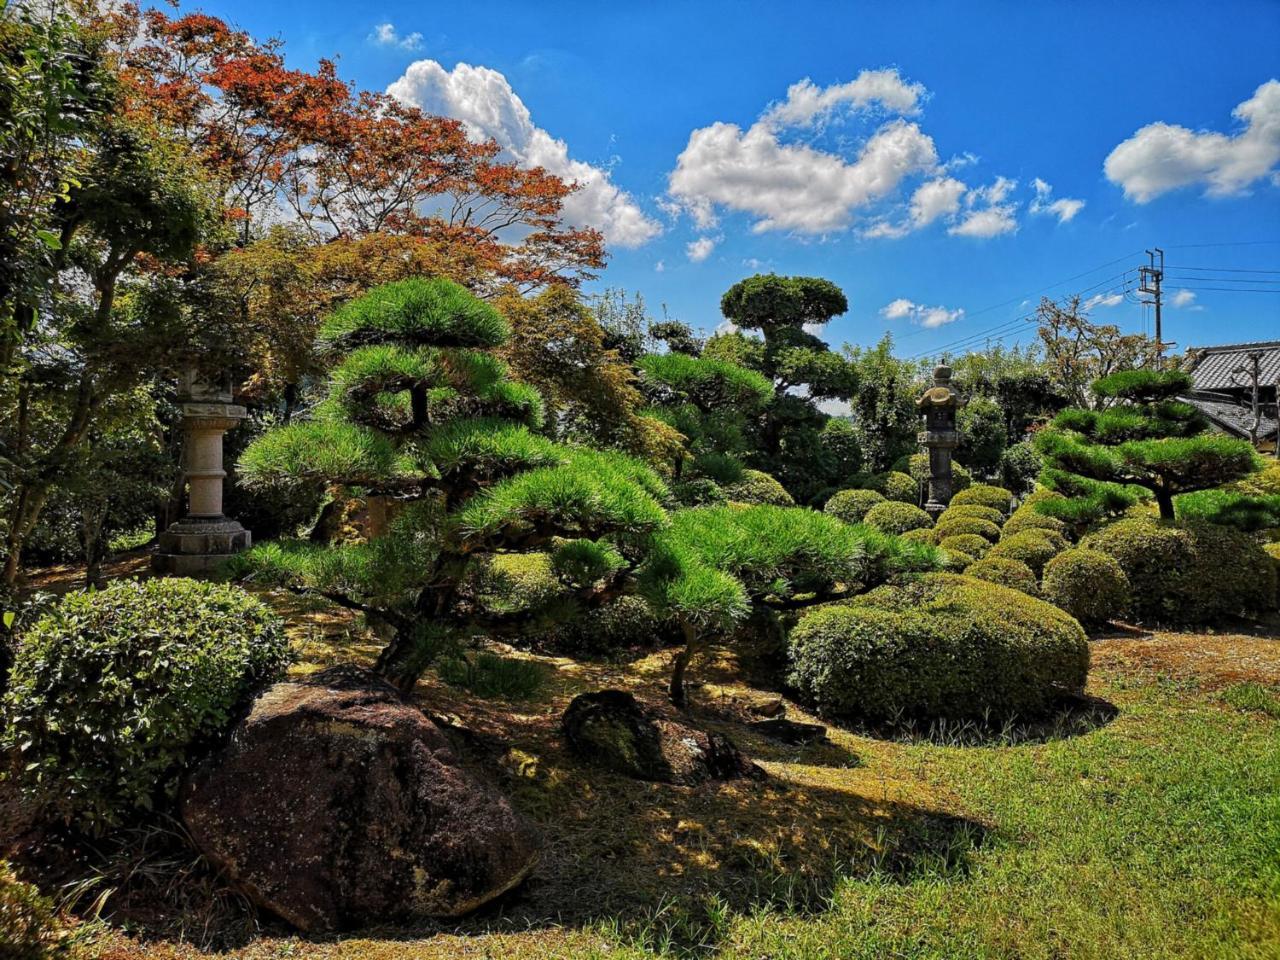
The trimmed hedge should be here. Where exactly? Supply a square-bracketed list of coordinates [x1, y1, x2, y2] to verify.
[723, 469, 795, 506]
[939, 549, 977, 572]
[1, 579, 293, 833]
[1041, 548, 1130, 625]
[1084, 518, 1277, 625]
[963, 556, 1040, 596]
[1002, 508, 1068, 538]
[938, 504, 1004, 527]
[1266, 542, 1280, 606]
[824, 488, 886, 525]
[891, 453, 974, 494]
[933, 515, 1001, 542]
[899, 527, 938, 546]
[950, 483, 1013, 515]
[863, 501, 933, 535]
[788, 573, 1089, 721]
[0, 861, 69, 960]
[872, 470, 919, 504]
[553, 595, 666, 657]
[939, 533, 991, 559]
[987, 528, 1066, 575]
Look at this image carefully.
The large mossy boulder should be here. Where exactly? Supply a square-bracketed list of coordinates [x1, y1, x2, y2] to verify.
[181, 666, 539, 932]
[562, 689, 762, 785]
[788, 573, 1088, 722]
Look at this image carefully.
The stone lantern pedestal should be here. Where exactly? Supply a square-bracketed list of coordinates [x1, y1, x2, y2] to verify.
[153, 373, 252, 577]
[916, 365, 962, 521]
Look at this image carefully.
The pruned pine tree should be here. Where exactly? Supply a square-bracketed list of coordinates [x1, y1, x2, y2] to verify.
[636, 352, 774, 485]
[640, 504, 940, 706]
[237, 278, 669, 688]
[1034, 369, 1262, 524]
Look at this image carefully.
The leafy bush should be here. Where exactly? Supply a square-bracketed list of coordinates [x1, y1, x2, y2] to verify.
[963, 556, 1040, 596]
[1, 579, 293, 832]
[999, 441, 1042, 497]
[987, 529, 1066, 575]
[553, 595, 667, 657]
[1084, 518, 1277, 625]
[1041, 548, 1130, 625]
[671, 477, 728, 507]
[1002, 507, 1068, 538]
[933, 515, 1001, 542]
[1267, 543, 1280, 606]
[939, 548, 977, 572]
[823, 488, 886, 524]
[468, 552, 567, 615]
[0, 861, 69, 960]
[938, 504, 1004, 527]
[722, 469, 795, 506]
[1173, 489, 1280, 533]
[899, 527, 938, 546]
[950, 483, 1013, 515]
[872, 470, 919, 504]
[788, 573, 1088, 721]
[939, 533, 991, 559]
[891, 453, 973, 494]
[863, 501, 933, 535]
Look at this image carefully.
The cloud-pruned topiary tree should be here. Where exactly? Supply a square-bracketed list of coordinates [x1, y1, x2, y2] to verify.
[707, 274, 859, 502]
[1034, 369, 1263, 523]
[236, 278, 671, 688]
[640, 504, 940, 706]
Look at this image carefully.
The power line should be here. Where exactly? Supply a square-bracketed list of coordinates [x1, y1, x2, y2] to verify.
[1170, 265, 1280, 274]
[1167, 285, 1280, 294]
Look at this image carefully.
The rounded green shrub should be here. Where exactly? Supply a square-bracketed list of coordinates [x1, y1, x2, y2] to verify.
[863, 501, 933, 535]
[1266, 542, 1280, 605]
[788, 573, 1088, 721]
[933, 515, 1001, 542]
[899, 527, 938, 546]
[1041, 548, 1130, 625]
[1084, 518, 1277, 625]
[1, 579, 293, 833]
[824, 488, 887, 525]
[938, 504, 1004, 527]
[872, 470, 919, 504]
[723, 469, 795, 506]
[950, 483, 1013, 515]
[554, 595, 666, 656]
[939, 533, 991, 559]
[0, 861, 69, 960]
[892, 453, 973, 494]
[470, 552, 567, 615]
[963, 556, 1040, 596]
[939, 548, 977, 572]
[999, 441, 1042, 497]
[987, 528, 1066, 575]
[1002, 508, 1067, 538]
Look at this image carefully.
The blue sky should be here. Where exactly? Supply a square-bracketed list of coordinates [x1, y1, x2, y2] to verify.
[204, 0, 1279, 356]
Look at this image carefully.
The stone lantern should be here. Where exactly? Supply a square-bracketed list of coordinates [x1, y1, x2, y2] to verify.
[916, 364, 962, 519]
[152, 371, 252, 576]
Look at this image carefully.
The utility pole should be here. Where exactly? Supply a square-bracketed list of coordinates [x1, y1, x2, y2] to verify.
[1139, 248, 1164, 368]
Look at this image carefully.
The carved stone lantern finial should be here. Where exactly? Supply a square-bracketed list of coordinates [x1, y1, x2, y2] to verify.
[916, 364, 962, 519]
[152, 370, 252, 576]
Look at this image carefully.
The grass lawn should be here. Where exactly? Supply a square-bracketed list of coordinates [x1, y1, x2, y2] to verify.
[23, 566, 1280, 959]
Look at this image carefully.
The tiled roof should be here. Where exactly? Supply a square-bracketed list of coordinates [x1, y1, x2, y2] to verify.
[1183, 341, 1280, 392]
[1183, 394, 1278, 440]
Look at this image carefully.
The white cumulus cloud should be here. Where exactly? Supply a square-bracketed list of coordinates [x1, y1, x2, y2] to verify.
[1171, 289, 1201, 309]
[370, 23, 423, 51]
[388, 60, 661, 247]
[1030, 177, 1085, 223]
[1084, 292, 1124, 310]
[949, 176, 1019, 238]
[686, 235, 720, 262]
[760, 68, 926, 128]
[1104, 79, 1280, 202]
[880, 298, 964, 328]
[862, 177, 967, 239]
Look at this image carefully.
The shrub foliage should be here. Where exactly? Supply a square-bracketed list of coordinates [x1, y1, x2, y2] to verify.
[1041, 548, 1130, 625]
[788, 573, 1088, 721]
[1, 579, 292, 832]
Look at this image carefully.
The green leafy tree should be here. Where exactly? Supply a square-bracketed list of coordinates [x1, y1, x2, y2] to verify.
[843, 334, 926, 473]
[640, 504, 939, 706]
[709, 274, 857, 501]
[236, 278, 671, 688]
[1034, 369, 1263, 523]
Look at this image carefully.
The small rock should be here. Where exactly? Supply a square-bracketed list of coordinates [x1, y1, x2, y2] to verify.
[562, 689, 763, 785]
[747, 698, 787, 718]
[747, 718, 827, 745]
[181, 665, 539, 932]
